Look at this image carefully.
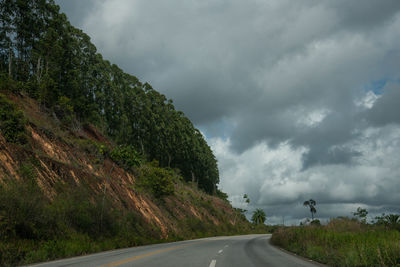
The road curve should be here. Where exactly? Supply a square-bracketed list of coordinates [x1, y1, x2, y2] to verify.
[27, 234, 319, 267]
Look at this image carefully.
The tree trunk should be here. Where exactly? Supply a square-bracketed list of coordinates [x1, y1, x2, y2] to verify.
[140, 140, 144, 155]
[36, 56, 41, 83]
[191, 170, 197, 188]
[167, 152, 171, 168]
[8, 44, 12, 78]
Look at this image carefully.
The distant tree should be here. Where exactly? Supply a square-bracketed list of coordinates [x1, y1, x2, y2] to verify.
[243, 194, 250, 203]
[385, 214, 400, 225]
[353, 207, 368, 223]
[374, 213, 400, 230]
[303, 199, 317, 220]
[251, 209, 266, 225]
[374, 213, 386, 226]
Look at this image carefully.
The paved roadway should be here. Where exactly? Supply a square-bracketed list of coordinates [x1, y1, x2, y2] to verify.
[27, 234, 319, 267]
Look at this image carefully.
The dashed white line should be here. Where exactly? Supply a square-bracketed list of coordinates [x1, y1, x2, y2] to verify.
[218, 249, 223, 254]
[224, 245, 229, 248]
[209, 259, 216, 267]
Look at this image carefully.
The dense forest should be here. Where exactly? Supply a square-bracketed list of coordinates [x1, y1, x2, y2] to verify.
[0, 0, 219, 194]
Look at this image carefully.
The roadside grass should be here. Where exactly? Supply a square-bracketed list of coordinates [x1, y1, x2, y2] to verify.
[271, 218, 400, 266]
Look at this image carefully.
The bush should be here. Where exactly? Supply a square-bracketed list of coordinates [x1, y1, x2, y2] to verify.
[110, 145, 143, 170]
[0, 174, 48, 241]
[0, 93, 28, 144]
[138, 161, 176, 198]
[216, 189, 229, 201]
[0, 74, 16, 92]
[53, 96, 75, 126]
[310, 219, 321, 226]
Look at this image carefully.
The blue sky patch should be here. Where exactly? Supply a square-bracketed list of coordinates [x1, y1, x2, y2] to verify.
[364, 79, 389, 95]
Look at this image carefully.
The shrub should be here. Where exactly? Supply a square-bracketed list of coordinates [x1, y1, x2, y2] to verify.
[110, 145, 143, 170]
[53, 96, 75, 126]
[0, 175, 48, 241]
[138, 161, 176, 198]
[0, 93, 28, 144]
[216, 189, 229, 201]
[0, 74, 17, 92]
[310, 219, 321, 226]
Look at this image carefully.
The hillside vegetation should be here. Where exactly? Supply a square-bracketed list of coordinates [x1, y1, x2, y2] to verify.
[0, 90, 256, 266]
[0, 0, 218, 194]
[0, 0, 262, 266]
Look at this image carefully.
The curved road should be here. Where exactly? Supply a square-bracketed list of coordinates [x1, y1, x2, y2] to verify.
[28, 234, 319, 267]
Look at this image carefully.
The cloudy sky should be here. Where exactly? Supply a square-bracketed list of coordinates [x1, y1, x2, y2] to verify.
[56, 0, 400, 225]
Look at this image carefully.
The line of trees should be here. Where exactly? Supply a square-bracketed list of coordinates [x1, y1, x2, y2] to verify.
[0, 0, 219, 194]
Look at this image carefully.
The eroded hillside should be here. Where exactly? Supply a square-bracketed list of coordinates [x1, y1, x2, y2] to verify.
[0, 91, 252, 265]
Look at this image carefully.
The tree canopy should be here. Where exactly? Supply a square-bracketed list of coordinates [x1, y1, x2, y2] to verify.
[0, 0, 219, 194]
[251, 209, 266, 225]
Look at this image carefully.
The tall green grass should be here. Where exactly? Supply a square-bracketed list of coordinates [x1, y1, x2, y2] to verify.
[271, 218, 400, 266]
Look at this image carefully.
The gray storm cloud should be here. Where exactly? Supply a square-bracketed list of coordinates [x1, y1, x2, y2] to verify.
[56, 0, 400, 224]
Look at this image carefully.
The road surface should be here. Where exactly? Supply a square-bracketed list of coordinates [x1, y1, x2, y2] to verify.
[27, 234, 319, 267]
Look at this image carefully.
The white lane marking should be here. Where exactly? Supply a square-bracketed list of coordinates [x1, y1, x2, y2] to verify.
[218, 249, 223, 254]
[224, 245, 229, 248]
[209, 259, 216, 267]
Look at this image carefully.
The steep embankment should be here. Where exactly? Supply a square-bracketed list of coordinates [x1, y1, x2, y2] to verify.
[0, 92, 251, 266]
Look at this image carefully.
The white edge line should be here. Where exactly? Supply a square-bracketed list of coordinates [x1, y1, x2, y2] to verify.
[209, 259, 217, 267]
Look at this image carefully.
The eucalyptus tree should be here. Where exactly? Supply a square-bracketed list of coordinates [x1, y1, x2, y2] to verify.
[0, 0, 221, 195]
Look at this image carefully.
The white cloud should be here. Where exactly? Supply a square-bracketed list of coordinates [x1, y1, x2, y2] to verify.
[355, 91, 380, 109]
[209, 123, 400, 224]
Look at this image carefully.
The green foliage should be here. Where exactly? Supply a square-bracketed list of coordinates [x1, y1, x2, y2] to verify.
[18, 162, 37, 180]
[310, 219, 321, 226]
[54, 96, 75, 126]
[0, 176, 48, 242]
[0, 0, 221, 194]
[137, 162, 176, 198]
[243, 193, 250, 203]
[251, 209, 266, 225]
[110, 145, 143, 170]
[0, 93, 27, 144]
[0, 175, 256, 266]
[216, 189, 228, 201]
[74, 138, 106, 156]
[353, 207, 368, 223]
[0, 178, 162, 266]
[0, 74, 18, 92]
[374, 213, 400, 230]
[271, 218, 400, 267]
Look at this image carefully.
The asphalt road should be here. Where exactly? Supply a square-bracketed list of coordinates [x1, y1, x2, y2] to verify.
[27, 234, 319, 267]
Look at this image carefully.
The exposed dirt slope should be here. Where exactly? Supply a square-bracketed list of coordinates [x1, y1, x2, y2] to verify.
[0, 92, 249, 239]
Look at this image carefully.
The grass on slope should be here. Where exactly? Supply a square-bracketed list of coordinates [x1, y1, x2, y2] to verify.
[271, 218, 400, 266]
[0, 164, 261, 267]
